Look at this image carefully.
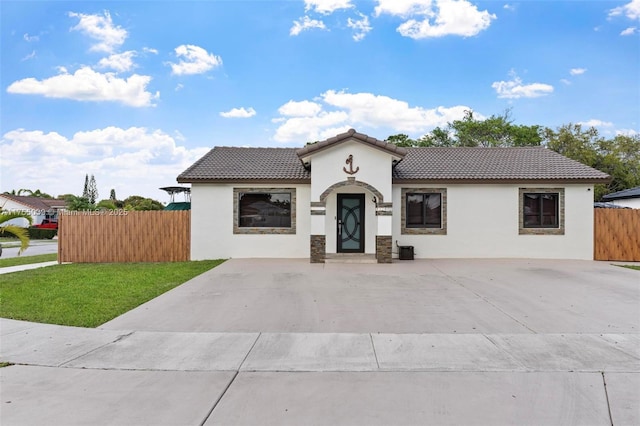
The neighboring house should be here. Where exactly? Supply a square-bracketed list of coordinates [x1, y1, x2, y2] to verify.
[178, 129, 610, 262]
[601, 186, 640, 209]
[0, 194, 67, 227]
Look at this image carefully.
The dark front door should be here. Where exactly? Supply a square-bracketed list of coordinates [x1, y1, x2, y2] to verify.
[337, 194, 365, 253]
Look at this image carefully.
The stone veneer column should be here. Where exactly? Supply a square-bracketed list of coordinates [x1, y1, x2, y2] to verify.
[376, 236, 392, 263]
[310, 235, 326, 263]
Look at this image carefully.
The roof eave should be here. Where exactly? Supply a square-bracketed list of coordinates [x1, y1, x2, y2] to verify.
[392, 177, 612, 184]
[177, 178, 311, 185]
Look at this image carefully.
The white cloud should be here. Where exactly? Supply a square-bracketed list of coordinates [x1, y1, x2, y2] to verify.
[290, 16, 327, 36]
[347, 13, 373, 41]
[175, 83, 184, 91]
[560, 78, 571, 85]
[615, 128, 638, 136]
[609, 0, 640, 20]
[375, 0, 495, 38]
[0, 127, 210, 199]
[142, 47, 159, 54]
[503, 4, 515, 11]
[98, 51, 136, 72]
[6, 66, 158, 107]
[21, 50, 36, 61]
[491, 72, 553, 99]
[23, 33, 39, 42]
[220, 107, 257, 118]
[305, 0, 353, 14]
[570, 68, 586, 75]
[168, 45, 222, 75]
[278, 100, 323, 117]
[374, 0, 432, 17]
[68, 11, 127, 53]
[272, 90, 474, 142]
[621, 26, 637, 35]
[577, 119, 613, 127]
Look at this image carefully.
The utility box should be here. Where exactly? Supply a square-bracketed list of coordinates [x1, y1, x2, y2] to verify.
[398, 245, 414, 260]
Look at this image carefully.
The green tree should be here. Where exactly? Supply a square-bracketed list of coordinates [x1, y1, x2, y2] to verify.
[109, 189, 117, 201]
[4, 189, 53, 198]
[0, 210, 32, 255]
[123, 196, 164, 211]
[65, 195, 95, 211]
[82, 174, 89, 199]
[87, 175, 98, 205]
[96, 199, 117, 210]
[386, 134, 417, 147]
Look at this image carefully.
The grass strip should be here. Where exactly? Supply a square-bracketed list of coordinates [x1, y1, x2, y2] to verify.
[620, 265, 640, 271]
[0, 260, 224, 328]
[0, 253, 58, 268]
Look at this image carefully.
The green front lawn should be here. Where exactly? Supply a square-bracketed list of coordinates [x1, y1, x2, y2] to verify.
[0, 260, 224, 327]
[0, 253, 58, 268]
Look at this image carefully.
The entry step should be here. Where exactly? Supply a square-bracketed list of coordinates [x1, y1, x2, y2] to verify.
[324, 254, 378, 264]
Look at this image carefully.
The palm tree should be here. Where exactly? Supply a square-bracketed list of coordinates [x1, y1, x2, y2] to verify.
[0, 210, 33, 256]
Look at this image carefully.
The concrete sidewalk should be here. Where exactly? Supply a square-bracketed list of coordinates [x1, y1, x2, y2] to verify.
[1, 318, 639, 425]
[0, 261, 58, 275]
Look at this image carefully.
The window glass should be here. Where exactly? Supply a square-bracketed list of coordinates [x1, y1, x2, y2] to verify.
[239, 192, 291, 228]
[523, 193, 558, 228]
[406, 193, 441, 228]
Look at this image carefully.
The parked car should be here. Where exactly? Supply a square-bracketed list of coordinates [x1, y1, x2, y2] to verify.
[34, 219, 58, 229]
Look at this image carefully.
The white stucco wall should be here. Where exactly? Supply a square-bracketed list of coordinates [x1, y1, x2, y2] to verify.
[392, 184, 595, 260]
[190, 184, 311, 260]
[0, 197, 44, 227]
[309, 140, 394, 202]
[610, 198, 640, 209]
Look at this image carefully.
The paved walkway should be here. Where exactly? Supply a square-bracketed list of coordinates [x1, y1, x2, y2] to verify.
[1, 258, 639, 425]
[0, 261, 58, 275]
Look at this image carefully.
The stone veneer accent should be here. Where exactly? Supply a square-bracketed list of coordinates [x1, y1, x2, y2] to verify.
[310, 201, 326, 216]
[375, 202, 393, 216]
[401, 188, 447, 235]
[319, 178, 384, 203]
[310, 235, 326, 263]
[233, 188, 296, 234]
[518, 188, 565, 235]
[376, 235, 392, 263]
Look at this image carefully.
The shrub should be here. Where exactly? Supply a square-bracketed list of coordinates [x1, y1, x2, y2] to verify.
[28, 227, 57, 239]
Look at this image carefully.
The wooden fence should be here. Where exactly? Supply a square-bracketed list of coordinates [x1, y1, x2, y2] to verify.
[594, 208, 640, 261]
[58, 210, 190, 263]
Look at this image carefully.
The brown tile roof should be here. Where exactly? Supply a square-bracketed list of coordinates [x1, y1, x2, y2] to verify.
[177, 144, 610, 184]
[393, 147, 611, 182]
[0, 194, 67, 210]
[296, 128, 407, 159]
[177, 147, 310, 183]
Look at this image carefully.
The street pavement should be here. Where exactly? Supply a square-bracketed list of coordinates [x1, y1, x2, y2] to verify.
[0, 239, 58, 259]
[1, 258, 639, 425]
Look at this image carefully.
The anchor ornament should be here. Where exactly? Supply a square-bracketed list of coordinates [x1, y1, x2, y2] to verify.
[343, 154, 359, 175]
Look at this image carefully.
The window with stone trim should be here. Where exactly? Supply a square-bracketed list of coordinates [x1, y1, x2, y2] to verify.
[234, 188, 296, 234]
[401, 188, 447, 235]
[519, 188, 564, 235]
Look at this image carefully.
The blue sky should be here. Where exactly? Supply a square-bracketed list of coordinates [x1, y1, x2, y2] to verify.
[1, 0, 639, 200]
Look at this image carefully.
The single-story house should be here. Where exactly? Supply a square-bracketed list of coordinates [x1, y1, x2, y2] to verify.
[601, 186, 640, 209]
[177, 129, 610, 262]
[0, 194, 66, 227]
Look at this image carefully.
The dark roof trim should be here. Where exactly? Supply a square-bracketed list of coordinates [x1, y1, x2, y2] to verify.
[392, 178, 611, 184]
[296, 128, 407, 159]
[177, 178, 311, 184]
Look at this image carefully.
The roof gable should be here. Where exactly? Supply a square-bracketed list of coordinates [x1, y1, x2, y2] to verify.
[296, 129, 407, 162]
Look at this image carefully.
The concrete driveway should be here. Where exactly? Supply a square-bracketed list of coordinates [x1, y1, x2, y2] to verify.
[2, 259, 639, 425]
[101, 258, 638, 334]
